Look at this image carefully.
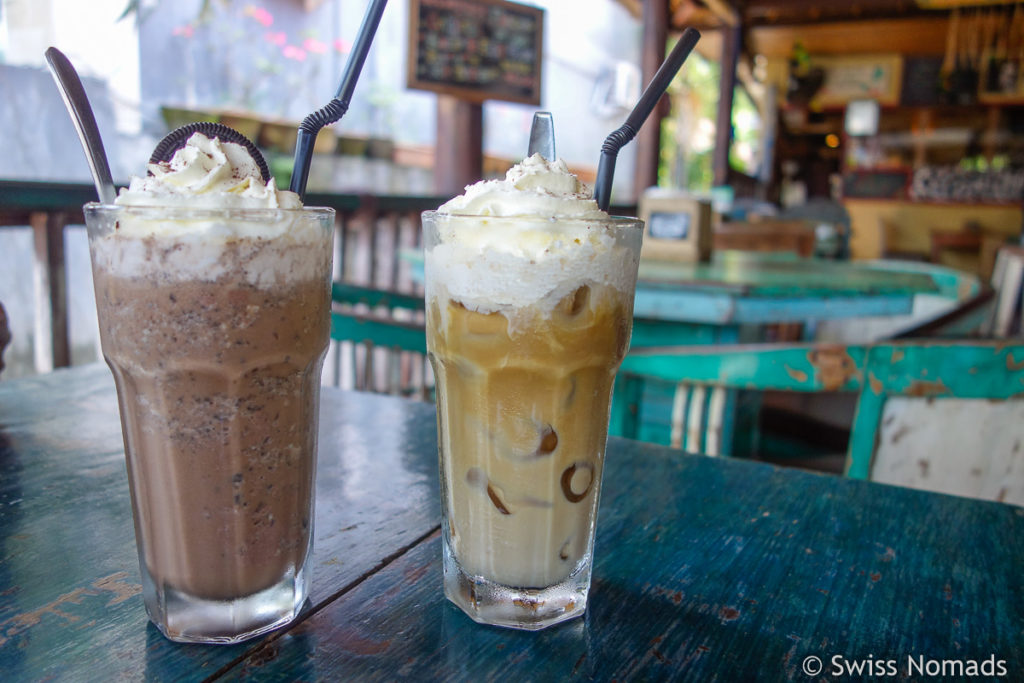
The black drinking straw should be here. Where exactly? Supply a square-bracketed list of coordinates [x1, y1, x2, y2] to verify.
[594, 27, 701, 212]
[289, 0, 388, 199]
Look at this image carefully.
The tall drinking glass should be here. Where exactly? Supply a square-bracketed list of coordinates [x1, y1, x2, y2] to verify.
[423, 211, 643, 630]
[84, 204, 334, 643]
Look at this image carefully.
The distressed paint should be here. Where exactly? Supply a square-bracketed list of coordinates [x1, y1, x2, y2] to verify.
[785, 365, 809, 383]
[808, 347, 860, 391]
[0, 364, 441, 681]
[226, 445, 1024, 681]
[860, 258, 981, 300]
[619, 340, 1024, 500]
[632, 290, 919, 325]
[637, 252, 939, 298]
[872, 398, 1024, 506]
[1008, 353, 1024, 372]
[3, 365, 1022, 679]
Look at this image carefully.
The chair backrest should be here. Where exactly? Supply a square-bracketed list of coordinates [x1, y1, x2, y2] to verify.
[816, 260, 986, 343]
[329, 282, 430, 399]
[713, 220, 816, 257]
[987, 245, 1024, 337]
[890, 289, 995, 339]
[614, 339, 1024, 504]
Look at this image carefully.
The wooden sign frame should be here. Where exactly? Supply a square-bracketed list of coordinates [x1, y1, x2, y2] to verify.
[407, 0, 544, 105]
[638, 195, 713, 263]
[809, 54, 904, 109]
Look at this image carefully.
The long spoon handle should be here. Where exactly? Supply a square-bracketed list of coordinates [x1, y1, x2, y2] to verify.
[45, 47, 117, 204]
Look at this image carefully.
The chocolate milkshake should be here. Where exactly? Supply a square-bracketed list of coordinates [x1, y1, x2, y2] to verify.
[423, 155, 643, 630]
[85, 132, 333, 643]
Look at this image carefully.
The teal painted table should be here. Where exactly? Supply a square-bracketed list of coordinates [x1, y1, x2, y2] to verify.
[399, 249, 945, 346]
[630, 252, 949, 347]
[1, 365, 1020, 680]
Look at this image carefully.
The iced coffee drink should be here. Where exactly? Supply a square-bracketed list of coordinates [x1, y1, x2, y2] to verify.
[84, 132, 333, 643]
[424, 155, 643, 629]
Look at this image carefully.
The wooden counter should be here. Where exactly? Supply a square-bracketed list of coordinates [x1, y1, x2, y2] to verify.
[844, 198, 1021, 272]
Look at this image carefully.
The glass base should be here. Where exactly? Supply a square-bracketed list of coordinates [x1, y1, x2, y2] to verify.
[443, 543, 591, 631]
[142, 565, 309, 644]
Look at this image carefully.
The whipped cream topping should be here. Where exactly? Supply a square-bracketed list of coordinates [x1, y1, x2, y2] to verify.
[438, 154, 606, 219]
[92, 132, 328, 287]
[426, 155, 640, 326]
[115, 132, 300, 210]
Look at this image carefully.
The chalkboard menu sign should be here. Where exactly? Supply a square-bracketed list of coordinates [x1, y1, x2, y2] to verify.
[900, 57, 944, 107]
[843, 169, 911, 199]
[407, 0, 544, 105]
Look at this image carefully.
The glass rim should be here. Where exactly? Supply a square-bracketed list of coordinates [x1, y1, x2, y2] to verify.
[84, 202, 336, 217]
[421, 210, 642, 225]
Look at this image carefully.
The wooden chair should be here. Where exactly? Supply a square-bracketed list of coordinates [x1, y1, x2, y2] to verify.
[986, 245, 1024, 337]
[890, 289, 995, 339]
[0, 301, 10, 377]
[612, 339, 1024, 504]
[816, 259, 987, 343]
[329, 282, 430, 399]
[712, 220, 816, 257]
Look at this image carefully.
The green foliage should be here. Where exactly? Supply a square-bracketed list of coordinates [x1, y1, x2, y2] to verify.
[659, 50, 719, 191]
[658, 43, 762, 190]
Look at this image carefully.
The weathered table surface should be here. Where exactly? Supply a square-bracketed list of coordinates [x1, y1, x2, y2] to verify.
[400, 249, 948, 351]
[633, 252, 942, 326]
[1, 364, 1021, 681]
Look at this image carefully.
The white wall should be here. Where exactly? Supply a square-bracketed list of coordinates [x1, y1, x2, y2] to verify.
[3, 0, 141, 134]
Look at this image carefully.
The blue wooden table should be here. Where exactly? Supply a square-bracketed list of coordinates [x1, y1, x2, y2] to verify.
[1, 365, 1020, 681]
[630, 252, 947, 346]
[399, 248, 946, 346]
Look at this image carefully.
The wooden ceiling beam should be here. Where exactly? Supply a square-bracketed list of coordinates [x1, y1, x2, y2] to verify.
[748, 16, 951, 57]
[742, 0, 931, 26]
[671, 0, 727, 30]
[702, 0, 740, 26]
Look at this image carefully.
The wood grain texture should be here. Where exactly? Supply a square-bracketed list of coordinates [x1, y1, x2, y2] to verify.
[0, 364, 440, 681]
[3, 364, 1021, 680]
[226, 441, 1024, 681]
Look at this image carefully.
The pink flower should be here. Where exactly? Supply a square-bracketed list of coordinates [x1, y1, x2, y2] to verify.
[172, 24, 195, 38]
[303, 37, 327, 54]
[264, 31, 287, 46]
[244, 5, 274, 27]
[333, 38, 352, 54]
[282, 45, 307, 61]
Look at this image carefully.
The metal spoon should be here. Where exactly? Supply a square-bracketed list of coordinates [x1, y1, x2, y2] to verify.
[44, 47, 117, 204]
[527, 111, 555, 160]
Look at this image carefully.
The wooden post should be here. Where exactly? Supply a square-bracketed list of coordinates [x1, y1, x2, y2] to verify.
[912, 108, 933, 169]
[435, 95, 483, 196]
[713, 23, 741, 187]
[983, 106, 1003, 163]
[30, 211, 70, 372]
[634, 0, 670, 196]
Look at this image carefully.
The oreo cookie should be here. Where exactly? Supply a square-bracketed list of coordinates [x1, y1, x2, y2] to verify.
[149, 122, 271, 183]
